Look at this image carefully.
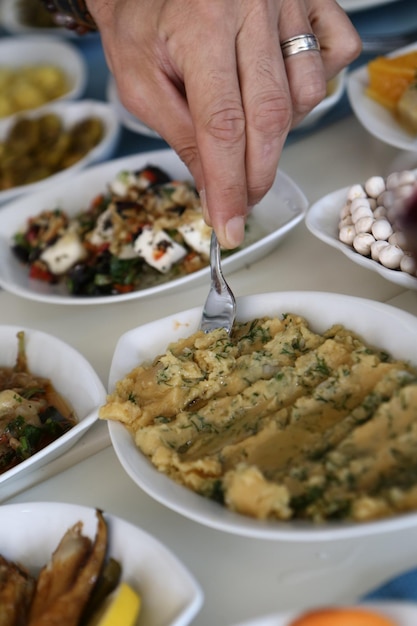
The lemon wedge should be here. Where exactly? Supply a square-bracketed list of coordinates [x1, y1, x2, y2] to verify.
[94, 582, 141, 626]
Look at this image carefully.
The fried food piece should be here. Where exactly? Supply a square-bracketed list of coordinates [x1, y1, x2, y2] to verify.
[28, 522, 93, 619]
[28, 510, 108, 626]
[0, 555, 35, 626]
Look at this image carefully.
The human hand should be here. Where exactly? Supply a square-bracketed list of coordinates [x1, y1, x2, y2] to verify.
[399, 187, 417, 263]
[88, 0, 361, 248]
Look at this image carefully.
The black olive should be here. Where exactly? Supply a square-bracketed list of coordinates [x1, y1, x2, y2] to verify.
[135, 165, 171, 187]
[12, 244, 30, 264]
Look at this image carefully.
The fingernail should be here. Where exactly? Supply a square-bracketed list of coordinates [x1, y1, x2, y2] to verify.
[224, 216, 245, 249]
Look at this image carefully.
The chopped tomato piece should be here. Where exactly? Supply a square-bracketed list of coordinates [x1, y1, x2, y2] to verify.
[91, 193, 106, 208]
[143, 169, 157, 184]
[83, 241, 110, 254]
[29, 264, 54, 282]
[113, 283, 135, 293]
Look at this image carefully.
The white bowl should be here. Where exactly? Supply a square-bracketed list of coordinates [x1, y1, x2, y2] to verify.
[0, 325, 105, 488]
[107, 291, 417, 541]
[347, 42, 417, 152]
[0, 99, 120, 205]
[296, 69, 347, 130]
[0, 148, 307, 305]
[0, 34, 87, 119]
[0, 501, 203, 626]
[305, 178, 417, 291]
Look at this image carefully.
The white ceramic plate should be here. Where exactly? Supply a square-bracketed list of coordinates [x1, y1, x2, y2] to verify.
[107, 291, 417, 541]
[338, 0, 401, 11]
[305, 182, 417, 290]
[0, 148, 307, 305]
[106, 75, 161, 138]
[228, 602, 417, 626]
[0, 99, 120, 205]
[0, 325, 106, 488]
[296, 70, 347, 130]
[0, 501, 203, 626]
[347, 42, 417, 152]
[0, 34, 87, 120]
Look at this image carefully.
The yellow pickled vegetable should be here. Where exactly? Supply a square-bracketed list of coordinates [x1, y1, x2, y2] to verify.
[91, 582, 141, 626]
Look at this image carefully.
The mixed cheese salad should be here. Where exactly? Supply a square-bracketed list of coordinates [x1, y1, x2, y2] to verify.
[12, 165, 214, 296]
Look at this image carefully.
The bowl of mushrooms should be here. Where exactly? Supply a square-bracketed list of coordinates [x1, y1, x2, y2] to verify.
[305, 168, 417, 290]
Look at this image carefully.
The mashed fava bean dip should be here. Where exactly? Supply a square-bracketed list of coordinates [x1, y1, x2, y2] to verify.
[100, 314, 417, 523]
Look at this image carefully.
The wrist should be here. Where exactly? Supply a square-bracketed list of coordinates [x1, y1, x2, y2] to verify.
[41, 0, 97, 34]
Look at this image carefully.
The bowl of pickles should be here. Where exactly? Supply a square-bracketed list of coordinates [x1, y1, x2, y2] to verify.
[0, 99, 120, 205]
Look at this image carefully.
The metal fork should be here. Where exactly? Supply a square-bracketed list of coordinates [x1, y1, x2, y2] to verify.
[200, 231, 236, 334]
[361, 29, 417, 54]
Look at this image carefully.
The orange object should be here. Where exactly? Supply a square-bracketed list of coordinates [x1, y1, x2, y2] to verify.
[366, 50, 417, 110]
[289, 606, 398, 626]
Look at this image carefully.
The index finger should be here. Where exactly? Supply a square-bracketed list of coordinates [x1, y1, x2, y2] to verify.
[181, 18, 248, 249]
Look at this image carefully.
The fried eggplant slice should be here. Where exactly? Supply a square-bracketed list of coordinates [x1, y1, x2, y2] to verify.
[0, 555, 35, 626]
[28, 522, 92, 619]
[28, 510, 108, 626]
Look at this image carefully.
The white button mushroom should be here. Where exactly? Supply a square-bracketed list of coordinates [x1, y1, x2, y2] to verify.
[365, 176, 385, 198]
[353, 233, 375, 256]
[340, 204, 351, 219]
[351, 203, 373, 224]
[339, 225, 356, 245]
[386, 172, 401, 190]
[395, 170, 416, 187]
[377, 190, 394, 210]
[373, 206, 387, 219]
[350, 197, 371, 215]
[386, 171, 414, 188]
[371, 219, 393, 241]
[355, 216, 375, 234]
[347, 184, 366, 202]
[400, 253, 417, 275]
[388, 231, 407, 249]
[379, 244, 404, 269]
[386, 206, 399, 224]
[371, 239, 390, 262]
[339, 215, 353, 229]
[395, 183, 416, 201]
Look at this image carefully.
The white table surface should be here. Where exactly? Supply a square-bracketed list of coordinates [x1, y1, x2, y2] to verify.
[2, 112, 417, 626]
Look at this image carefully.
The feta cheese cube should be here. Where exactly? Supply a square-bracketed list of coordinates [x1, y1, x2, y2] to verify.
[134, 227, 186, 273]
[87, 206, 113, 246]
[40, 230, 86, 275]
[109, 171, 137, 197]
[178, 218, 211, 258]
